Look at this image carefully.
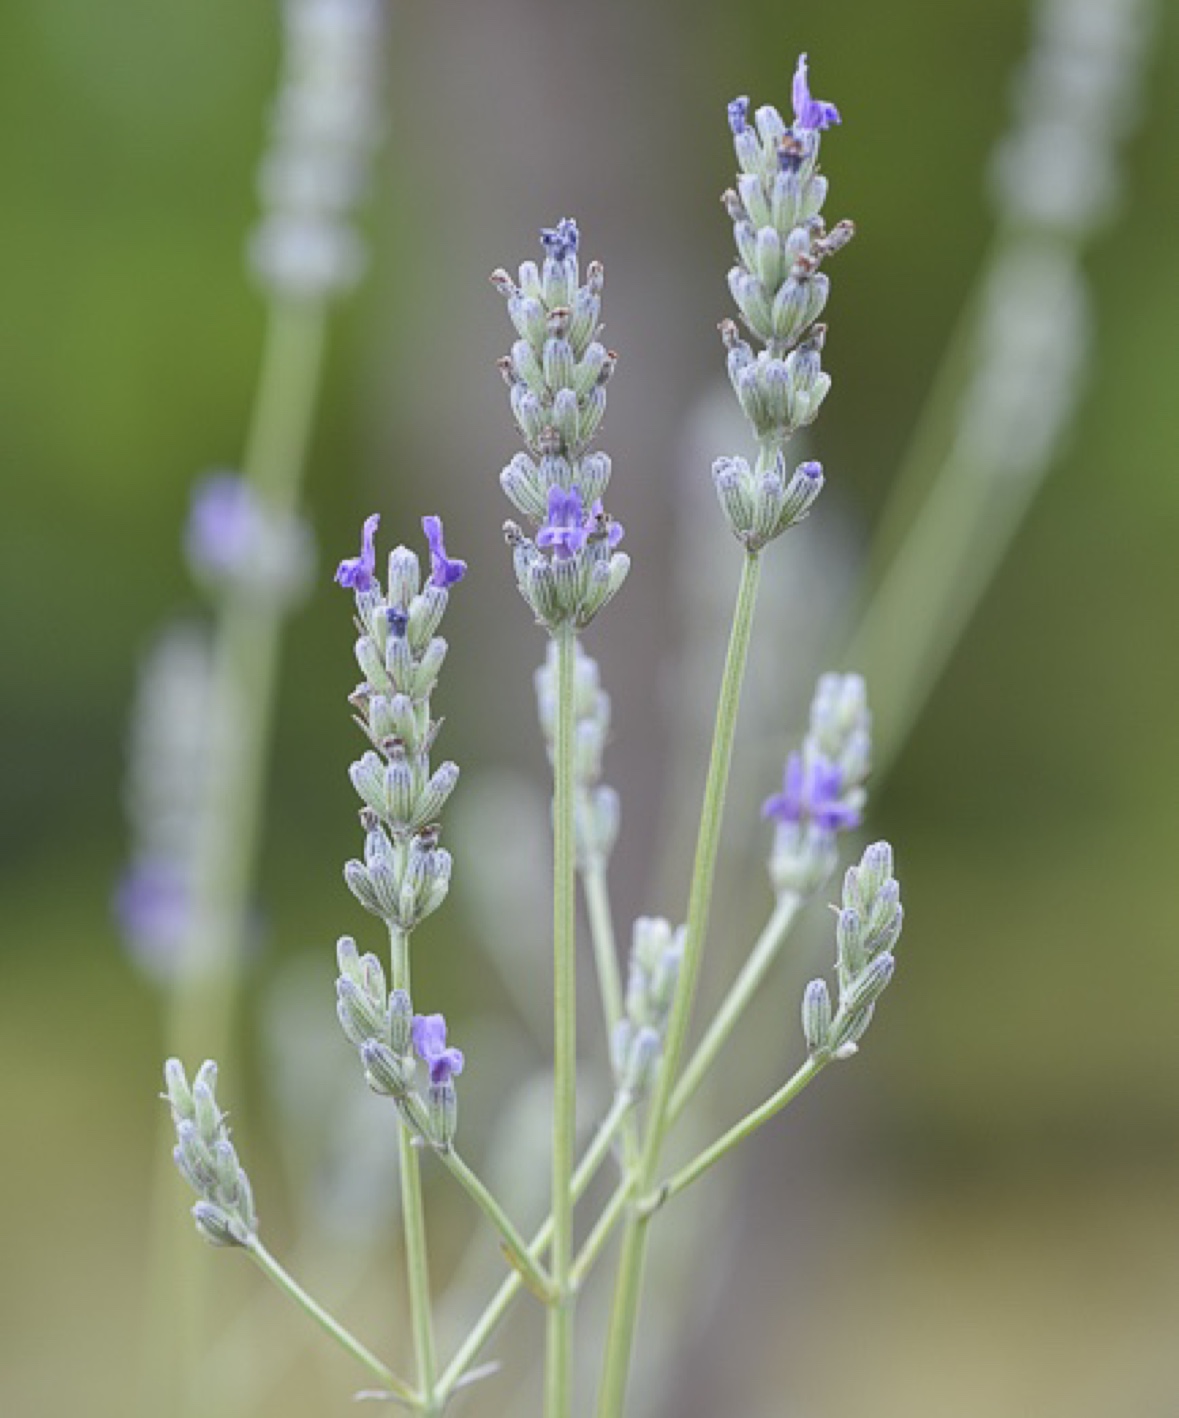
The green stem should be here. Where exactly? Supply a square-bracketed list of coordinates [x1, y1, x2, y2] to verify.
[669, 890, 801, 1123]
[437, 1093, 631, 1403]
[246, 1238, 417, 1406]
[645, 1056, 826, 1211]
[441, 1152, 554, 1298]
[570, 1174, 633, 1290]
[546, 624, 578, 1418]
[390, 924, 438, 1408]
[596, 550, 763, 1418]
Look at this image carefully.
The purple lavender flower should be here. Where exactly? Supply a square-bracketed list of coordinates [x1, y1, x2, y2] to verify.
[335, 513, 380, 592]
[538, 486, 590, 560]
[422, 515, 467, 588]
[727, 96, 750, 135]
[791, 53, 841, 132]
[412, 1013, 465, 1084]
[540, 218, 580, 262]
[186, 475, 259, 578]
[763, 752, 861, 832]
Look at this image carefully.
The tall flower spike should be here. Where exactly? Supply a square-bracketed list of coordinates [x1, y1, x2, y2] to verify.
[714, 54, 853, 550]
[493, 221, 629, 630]
[163, 1059, 258, 1248]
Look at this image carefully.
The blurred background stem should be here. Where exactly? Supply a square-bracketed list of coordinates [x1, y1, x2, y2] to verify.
[140, 296, 329, 1418]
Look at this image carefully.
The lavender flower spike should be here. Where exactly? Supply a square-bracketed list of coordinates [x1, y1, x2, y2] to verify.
[412, 1012, 466, 1084]
[335, 512, 380, 591]
[538, 485, 590, 560]
[422, 515, 467, 588]
[792, 53, 841, 132]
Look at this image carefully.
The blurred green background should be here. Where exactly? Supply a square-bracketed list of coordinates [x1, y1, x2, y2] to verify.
[3, 0, 1178, 1415]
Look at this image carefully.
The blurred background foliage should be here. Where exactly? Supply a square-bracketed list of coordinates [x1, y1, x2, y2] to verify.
[2, 0, 1178, 1415]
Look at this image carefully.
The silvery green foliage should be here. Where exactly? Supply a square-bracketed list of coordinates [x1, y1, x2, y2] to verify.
[612, 918, 686, 1095]
[250, 0, 385, 299]
[535, 639, 620, 867]
[768, 672, 872, 897]
[344, 539, 459, 932]
[493, 222, 630, 630]
[164, 1059, 258, 1247]
[802, 841, 903, 1060]
[714, 66, 853, 550]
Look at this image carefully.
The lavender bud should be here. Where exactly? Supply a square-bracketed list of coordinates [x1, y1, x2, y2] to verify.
[801, 978, 833, 1054]
[427, 1080, 458, 1150]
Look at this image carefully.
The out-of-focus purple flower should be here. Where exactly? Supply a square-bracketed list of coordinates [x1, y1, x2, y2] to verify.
[335, 513, 380, 592]
[412, 1013, 465, 1084]
[538, 486, 590, 560]
[422, 515, 467, 589]
[115, 858, 191, 970]
[540, 218, 580, 262]
[186, 475, 259, 578]
[791, 53, 841, 132]
[763, 751, 861, 832]
[727, 96, 750, 135]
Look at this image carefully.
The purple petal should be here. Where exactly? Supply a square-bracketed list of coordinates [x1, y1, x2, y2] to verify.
[422, 514, 467, 589]
[791, 53, 841, 132]
[335, 513, 380, 591]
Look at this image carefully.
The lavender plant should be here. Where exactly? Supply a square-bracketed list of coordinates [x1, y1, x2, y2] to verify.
[159, 53, 907, 1417]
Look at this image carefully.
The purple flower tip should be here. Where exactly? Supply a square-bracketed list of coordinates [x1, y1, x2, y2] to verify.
[335, 513, 380, 592]
[422, 515, 467, 589]
[538, 484, 590, 560]
[540, 217, 580, 263]
[798, 460, 823, 481]
[762, 751, 860, 833]
[412, 1013, 466, 1085]
[792, 53, 841, 132]
[727, 96, 750, 135]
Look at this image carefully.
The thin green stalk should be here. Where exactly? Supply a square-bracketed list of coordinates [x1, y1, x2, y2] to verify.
[142, 297, 329, 1418]
[644, 1056, 825, 1212]
[390, 924, 438, 1409]
[441, 1152, 554, 1299]
[546, 624, 578, 1418]
[437, 1092, 632, 1403]
[570, 1175, 634, 1290]
[246, 1238, 417, 1406]
[669, 890, 801, 1123]
[596, 549, 762, 1418]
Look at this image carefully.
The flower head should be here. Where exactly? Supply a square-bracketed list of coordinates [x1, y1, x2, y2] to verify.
[412, 1013, 465, 1084]
[727, 96, 750, 135]
[791, 53, 841, 132]
[763, 751, 861, 832]
[422, 515, 467, 588]
[540, 217, 579, 263]
[538, 485, 590, 560]
[335, 513, 380, 592]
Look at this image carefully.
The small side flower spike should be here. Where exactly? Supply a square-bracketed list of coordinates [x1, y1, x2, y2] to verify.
[335, 512, 380, 591]
[412, 1013, 465, 1084]
[792, 53, 841, 132]
[422, 515, 467, 588]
